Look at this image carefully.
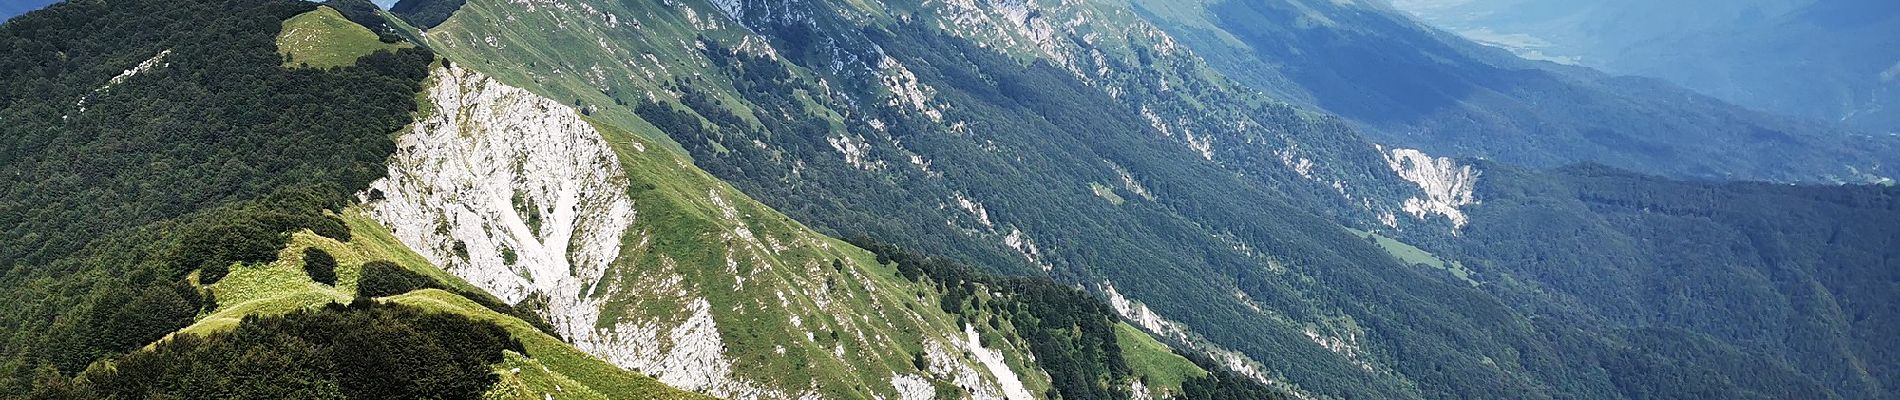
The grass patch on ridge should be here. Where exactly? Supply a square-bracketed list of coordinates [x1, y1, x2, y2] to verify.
[278, 5, 410, 68]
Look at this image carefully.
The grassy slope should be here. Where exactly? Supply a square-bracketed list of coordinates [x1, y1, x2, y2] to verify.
[409, 0, 699, 152]
[162, 209, 707, 400]
[586, 116, 1038, 398]
[278, 6, 410, 68]
[1115, 322, 1206, 397]
[1344, 227, 1477, 286]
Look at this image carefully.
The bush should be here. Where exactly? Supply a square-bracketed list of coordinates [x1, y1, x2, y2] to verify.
[355, 260, 440, 298]
[303, 248, 338, 286]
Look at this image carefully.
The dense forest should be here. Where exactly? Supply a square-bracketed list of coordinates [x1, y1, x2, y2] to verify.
[1416, 164, 1900, 399]
[0, 0, 432, 391]
[32, 300, 521, 399]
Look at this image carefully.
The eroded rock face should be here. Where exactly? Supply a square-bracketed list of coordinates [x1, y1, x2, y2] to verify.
[1380, 146, 1480, 228]
[363, 65, 1034, 399]
[361, 65, 773, 396]
[365, 64, 634, 340]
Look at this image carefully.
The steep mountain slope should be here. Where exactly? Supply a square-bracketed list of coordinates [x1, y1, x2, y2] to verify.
[1131, 0, 1899, 183]
[1394, 0, 1900, 133]
[393, 0, 1495, 396]
[379, 0, 1900, 399]
[363, 63, 1060, 399]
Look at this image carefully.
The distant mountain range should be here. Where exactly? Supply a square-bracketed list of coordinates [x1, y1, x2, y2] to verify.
[1394, 0, 1900, 134]
[1133, 0, 1898, 184]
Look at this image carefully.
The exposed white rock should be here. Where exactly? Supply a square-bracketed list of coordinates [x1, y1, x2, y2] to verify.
[708, 0, 745, 24]
[1002, 228, 1048, 271]
[364, 65, 633, 340]
[954, 193, 995, 228]
[924, 339, 1008, 400]
[963, 324, 1035, 400]
[1104, 281, 1184, 340]
[365, 65, 772, 398]
[1183, 130, 1215, 161]
[1380, 146, 1480, 228]
[77, 49, 172, 113]
[891, 374, 935, 400]
[829, 134, 882, 170]
[1140, 106, 1173, 137]
[878, 55, 945, 122]
[1103, 281, 1278, 388]
[105, 50, 171, 90]
[1131, 380, 1153, 400]
[1303, 326, 1372, 372]
[1277, 146, 1316, 180]
[1109, 163, 1155, 201]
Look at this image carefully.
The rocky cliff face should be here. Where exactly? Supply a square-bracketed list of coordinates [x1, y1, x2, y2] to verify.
[365, 64, 1049, 399]
[367, 64, 633, 341]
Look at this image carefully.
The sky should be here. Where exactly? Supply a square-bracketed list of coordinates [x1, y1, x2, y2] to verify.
[8, 0, 408, 23]
[0, 0, 61, 22]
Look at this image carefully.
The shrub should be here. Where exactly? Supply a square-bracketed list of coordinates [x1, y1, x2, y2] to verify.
[355, 260, 439, 298]
[303, 248, 338, 286]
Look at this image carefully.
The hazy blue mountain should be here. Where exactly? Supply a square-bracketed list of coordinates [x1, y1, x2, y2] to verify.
[1132, 0, 1898, 184]
[1394, 0, 1900, 134]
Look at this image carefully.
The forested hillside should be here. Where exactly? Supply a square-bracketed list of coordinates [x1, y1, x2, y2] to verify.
[0, 0, 432, 389]
[0, 1, 696, 398]
[1431, 165, 1900, 399]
